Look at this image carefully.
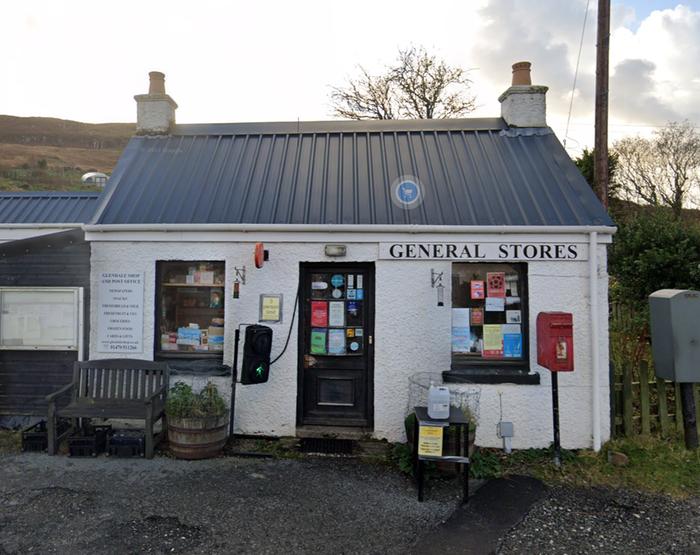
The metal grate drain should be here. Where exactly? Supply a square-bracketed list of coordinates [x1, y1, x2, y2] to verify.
[299, 437, 355, 455]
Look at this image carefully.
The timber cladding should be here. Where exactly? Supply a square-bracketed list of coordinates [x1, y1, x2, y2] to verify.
[0, 239, 90, 416]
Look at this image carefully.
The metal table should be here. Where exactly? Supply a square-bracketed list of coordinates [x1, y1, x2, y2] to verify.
[412, 406, 471, 503]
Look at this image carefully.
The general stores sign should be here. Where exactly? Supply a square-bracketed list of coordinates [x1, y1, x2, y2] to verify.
[379, 242, 588, 261]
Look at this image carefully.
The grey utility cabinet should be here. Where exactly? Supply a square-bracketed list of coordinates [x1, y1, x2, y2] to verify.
[649, 289, 700, 383]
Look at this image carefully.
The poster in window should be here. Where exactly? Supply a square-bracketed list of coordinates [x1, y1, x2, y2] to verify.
[506, 310, 522, 324]
[310, 328, 327, 354]
[505, 274, 519, 296]
[485, 297, 505, 312]
[346, 301, 362, 326]
[328, 301, 345, 327]
[452, 326, 471, 353]
[470, 308, 484, 326]
[503, 333, 523, 358]
[486, 272, 506, 298]
[311, 274, 330, 299]
[347, 335, 363, 354]
[470, 280, 485, 300]
[311, 301, 328, 327]
[328, 329, 346, 355]
[482, 324, 503, 358]
[330, 274, 345, 299]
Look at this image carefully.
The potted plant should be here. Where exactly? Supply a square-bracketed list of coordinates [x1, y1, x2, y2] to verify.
[166, 381, 229, 460]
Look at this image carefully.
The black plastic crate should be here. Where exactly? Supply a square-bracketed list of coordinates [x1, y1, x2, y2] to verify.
[67, 425, 111, 457]
[21, 420, 70, 452]
[107, 429, 145, 458]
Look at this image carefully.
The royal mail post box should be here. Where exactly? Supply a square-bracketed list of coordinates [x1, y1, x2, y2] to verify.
[537, 312, 574, 372]
[649, 289, 700, 383]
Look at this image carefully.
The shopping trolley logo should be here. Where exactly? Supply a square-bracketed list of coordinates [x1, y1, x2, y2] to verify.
[392, 176, 423, 209]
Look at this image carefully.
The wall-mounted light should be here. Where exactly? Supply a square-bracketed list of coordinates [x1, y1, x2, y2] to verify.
[431, 268, 445, 306]
[325, 244, 347, 257]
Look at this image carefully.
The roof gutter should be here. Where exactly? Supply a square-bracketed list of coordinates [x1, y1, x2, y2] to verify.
[0, 223, 81, 229]
[83, 223, 617, 234]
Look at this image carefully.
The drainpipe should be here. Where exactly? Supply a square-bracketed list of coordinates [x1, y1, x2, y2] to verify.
[589, 231, 601, 450]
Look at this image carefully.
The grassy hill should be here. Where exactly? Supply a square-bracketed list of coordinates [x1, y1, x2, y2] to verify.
[0, 115, 134, 191]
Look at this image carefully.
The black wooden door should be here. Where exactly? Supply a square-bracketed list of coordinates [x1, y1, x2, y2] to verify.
[298, 263, 374, 427]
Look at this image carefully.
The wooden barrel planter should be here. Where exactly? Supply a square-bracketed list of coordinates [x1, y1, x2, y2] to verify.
[167, 412, 229, 460]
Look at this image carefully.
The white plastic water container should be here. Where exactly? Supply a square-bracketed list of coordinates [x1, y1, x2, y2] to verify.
[427, 385, 450, 420]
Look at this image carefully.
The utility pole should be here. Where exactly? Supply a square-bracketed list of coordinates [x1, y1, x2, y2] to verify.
[594, 0, 610, 209]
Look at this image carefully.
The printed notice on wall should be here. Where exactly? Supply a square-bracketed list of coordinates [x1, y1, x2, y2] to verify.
[97, 272, 144, 353]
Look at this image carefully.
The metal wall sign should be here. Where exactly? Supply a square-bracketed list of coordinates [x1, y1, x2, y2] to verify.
[97, 272, 144, 353]
[379, 242, 588, 261]
[259, 294, 283, 323]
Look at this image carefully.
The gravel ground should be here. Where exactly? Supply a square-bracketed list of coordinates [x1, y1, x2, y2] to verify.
[0, 452, 461, 554]
[498, 486, 700, 555]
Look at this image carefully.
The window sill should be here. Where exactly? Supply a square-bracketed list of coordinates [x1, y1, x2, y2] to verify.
[155, 351, 223, 360]
[443, 368, 540, 385]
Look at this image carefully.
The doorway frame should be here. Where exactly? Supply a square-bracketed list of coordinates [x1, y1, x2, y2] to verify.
[296, 261, 375, 429]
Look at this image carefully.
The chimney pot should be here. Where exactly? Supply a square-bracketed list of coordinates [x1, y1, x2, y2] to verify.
[148, 71, 166, 95]
[511, 61, 532, 86]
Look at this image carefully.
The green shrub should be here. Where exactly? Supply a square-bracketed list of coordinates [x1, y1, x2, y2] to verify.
[165, 381, 227, 418]
[610, 210, 700, 313]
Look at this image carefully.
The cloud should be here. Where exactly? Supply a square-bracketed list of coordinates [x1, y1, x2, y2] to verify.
[471, 0, 596, 115]
[468, 1, 700, 149]
[610, 5, 700, 125]
[609, 59, 681, 125]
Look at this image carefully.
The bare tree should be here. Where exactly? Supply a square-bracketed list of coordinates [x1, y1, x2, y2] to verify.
[330, 46, 476, 120]
[613, 121, 700, 218]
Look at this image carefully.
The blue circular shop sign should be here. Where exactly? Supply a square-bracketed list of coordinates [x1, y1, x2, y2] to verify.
[392, 176, 423, 209]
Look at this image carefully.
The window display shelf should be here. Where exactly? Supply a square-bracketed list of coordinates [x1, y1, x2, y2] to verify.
[162, 283, 224, 288]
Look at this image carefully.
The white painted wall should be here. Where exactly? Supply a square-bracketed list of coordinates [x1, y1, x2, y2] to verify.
[88, 234, 610, 449]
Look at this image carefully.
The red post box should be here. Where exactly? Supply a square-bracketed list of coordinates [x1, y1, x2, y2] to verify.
[537, 312, 574, 372]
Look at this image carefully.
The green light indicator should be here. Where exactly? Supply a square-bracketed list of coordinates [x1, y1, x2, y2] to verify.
[256, 365, 264, 377]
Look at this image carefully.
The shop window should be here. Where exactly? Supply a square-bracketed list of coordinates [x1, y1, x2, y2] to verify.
[156, 261, 225, 358]
[449, 263, 533, 381]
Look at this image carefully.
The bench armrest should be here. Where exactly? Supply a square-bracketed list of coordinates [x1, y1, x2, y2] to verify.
[46, 382, 76, 403]
[146, 384, 167, 404]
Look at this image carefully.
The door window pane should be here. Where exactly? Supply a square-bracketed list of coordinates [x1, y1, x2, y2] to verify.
[306, 272, 366, 356]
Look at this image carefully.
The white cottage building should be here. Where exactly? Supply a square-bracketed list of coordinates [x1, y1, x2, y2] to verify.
[84, 66, 615, 450]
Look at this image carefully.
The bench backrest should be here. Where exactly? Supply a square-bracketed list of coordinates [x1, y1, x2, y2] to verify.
[73, 359, 169, 402]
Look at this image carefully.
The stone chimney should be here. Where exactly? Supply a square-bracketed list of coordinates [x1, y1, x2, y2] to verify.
[498, 62, 548, 128]
[134, 71, 178, 135]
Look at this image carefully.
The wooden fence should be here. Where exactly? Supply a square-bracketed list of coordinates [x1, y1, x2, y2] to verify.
[612, 360, 700, 438]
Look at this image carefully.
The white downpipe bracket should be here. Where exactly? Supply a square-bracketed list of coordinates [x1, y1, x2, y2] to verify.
[589, 231, 601, 451]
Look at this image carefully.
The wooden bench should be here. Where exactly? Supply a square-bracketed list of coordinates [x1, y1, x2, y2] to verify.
[46, 359, 169, 459]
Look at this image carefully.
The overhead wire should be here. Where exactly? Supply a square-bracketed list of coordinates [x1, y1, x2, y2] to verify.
[563, 0, 591, 149]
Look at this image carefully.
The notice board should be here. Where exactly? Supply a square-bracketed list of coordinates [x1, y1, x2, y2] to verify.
[0, 288, 81, 350]
[97, 272, 144, 353]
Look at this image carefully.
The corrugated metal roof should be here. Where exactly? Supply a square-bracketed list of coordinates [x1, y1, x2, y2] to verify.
[0, 192, 101, 224]
[92, 118, 613, 227]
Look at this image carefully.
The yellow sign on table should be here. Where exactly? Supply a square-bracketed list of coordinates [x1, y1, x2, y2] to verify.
[418, 425, 443, 457]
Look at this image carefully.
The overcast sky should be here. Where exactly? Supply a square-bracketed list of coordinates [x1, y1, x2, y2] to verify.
[3, 0, 699, 155]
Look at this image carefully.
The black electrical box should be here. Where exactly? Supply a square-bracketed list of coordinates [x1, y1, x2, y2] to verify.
[241, 325, 273, 385]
